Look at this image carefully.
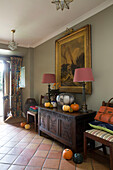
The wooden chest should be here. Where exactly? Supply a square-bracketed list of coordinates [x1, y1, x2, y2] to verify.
[38, 106, 96, 152]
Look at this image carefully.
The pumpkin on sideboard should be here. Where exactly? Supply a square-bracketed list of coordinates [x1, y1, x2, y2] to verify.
[62, 105, 70, 112]
[63, 149, 73, 160]
[70, 103, 79, 111]
[20, 122, 26, 128]
[44, 102, 50, 107]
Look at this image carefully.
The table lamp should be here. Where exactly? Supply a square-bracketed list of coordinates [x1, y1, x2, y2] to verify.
[42, 73, 56, 102]
[73, 68, 94, 112]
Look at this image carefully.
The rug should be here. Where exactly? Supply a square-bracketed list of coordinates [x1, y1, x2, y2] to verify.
[5, 116, 27, 124]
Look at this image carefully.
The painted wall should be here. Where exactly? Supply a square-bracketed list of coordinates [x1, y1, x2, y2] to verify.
[34, 5, 113, 111]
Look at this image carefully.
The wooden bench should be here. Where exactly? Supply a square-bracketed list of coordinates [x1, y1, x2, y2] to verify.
[84, 129, 113, 170]
[84, 100, 113, 170]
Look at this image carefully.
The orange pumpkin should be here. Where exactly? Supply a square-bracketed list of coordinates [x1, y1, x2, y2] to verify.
[71, 103, 79, 111]
[63, 149, 73, 160]
[20, 122, 26, 128]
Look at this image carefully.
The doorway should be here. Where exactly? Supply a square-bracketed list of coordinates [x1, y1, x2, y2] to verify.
[0, 60, 11, 121]
[0, 61, 4, 118]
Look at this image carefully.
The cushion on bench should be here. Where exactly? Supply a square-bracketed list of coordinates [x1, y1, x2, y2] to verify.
[85, 129, 113, 142]
[29, 106, 38, 112]
[89, 120, 113, 134]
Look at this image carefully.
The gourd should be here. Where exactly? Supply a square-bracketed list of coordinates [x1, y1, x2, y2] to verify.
[62, 105, 70, 111]
[50, 104, 53, 108]
[73, 153, 83, 164]
[71, 103, 79, 111]
[25, 124, 30, 130]
[69, 107, 73, 113]
[44, 102, 50, 107]
[20, 122, 26, 128]
[63, 149, 73, 160]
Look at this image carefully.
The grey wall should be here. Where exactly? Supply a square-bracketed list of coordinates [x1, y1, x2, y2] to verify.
[34, 5, 113, 111]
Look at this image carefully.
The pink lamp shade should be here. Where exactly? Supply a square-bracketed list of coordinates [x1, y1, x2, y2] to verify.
[42, 73, 56, 83]
[73, 68, 94, 82]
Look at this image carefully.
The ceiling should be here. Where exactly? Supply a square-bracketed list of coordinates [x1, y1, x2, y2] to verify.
[0, 0, 112, 48]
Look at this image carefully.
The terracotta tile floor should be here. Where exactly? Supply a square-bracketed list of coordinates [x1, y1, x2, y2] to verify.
[0, 120, 110, 170]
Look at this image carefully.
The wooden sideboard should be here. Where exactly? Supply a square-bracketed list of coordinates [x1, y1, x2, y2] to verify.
[38, 106, 96, 152]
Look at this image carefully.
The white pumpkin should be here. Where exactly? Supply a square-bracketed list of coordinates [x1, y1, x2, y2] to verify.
[62, 105, 70, 111]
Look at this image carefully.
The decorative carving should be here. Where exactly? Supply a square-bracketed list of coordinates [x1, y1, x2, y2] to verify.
[57, 112, 73, 121]
[49, 116, 57, 134]
[60, 120, 72, 142]
[41, 112, 47, 128]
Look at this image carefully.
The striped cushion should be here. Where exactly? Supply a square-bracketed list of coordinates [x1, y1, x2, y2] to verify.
[86, 129, 113, 142]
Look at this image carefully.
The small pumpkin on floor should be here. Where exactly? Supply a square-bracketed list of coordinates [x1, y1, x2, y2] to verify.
[63, 149, 73, 160]
[73, 153, 83, 164]
[20, 122, 26, 128]
[25, 124, 30, 130]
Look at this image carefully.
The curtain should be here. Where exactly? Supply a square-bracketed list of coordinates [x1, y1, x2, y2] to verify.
[11, 57, 22, 117]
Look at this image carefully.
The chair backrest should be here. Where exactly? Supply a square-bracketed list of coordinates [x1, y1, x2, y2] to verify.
[40, 95, 48, 106]
[24, 98, 38, 116]
[25, 98, 37, 105]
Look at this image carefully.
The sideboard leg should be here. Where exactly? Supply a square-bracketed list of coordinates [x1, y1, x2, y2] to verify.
[38, 129, 41, 136]
[84, 132, 87, 159]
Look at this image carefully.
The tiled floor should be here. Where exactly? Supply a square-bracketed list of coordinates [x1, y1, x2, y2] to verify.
[0, 119, 110, 170]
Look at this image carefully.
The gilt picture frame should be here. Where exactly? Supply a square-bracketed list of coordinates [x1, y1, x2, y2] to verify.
[55, 25, 92, 94]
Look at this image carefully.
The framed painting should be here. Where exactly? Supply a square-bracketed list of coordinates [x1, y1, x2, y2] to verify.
[55, 25, 92, 94]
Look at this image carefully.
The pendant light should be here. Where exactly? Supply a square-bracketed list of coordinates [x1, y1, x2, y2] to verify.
[8, 29, 18, 51]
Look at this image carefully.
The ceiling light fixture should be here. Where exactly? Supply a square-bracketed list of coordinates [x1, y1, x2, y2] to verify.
[51, 0, 74, 11]
[8, 29, 18, 51]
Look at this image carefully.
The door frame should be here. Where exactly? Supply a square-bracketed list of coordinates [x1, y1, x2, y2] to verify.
[3, 60, 11, 121]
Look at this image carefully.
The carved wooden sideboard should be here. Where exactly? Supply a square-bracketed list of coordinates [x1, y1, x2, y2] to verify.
[38, 106, 96, 152]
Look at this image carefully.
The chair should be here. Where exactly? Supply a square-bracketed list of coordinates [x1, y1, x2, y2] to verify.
[40, 95, 48, 106]
[84, 101, 113, 170]
[24, 98, 37, 117]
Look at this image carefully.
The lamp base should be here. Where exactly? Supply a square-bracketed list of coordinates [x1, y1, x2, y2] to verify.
[48, 84, 51, 102]
[81, 104, 88, 113]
